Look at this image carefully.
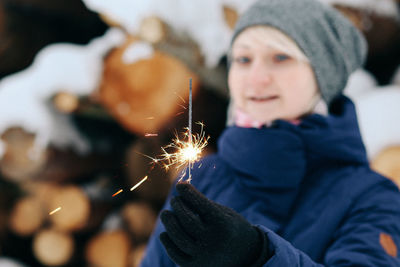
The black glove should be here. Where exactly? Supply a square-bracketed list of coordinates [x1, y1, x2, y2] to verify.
[159, 182, 271, 267]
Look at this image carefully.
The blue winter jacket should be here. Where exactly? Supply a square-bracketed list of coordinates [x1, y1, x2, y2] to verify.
[141, 96, 400, 266]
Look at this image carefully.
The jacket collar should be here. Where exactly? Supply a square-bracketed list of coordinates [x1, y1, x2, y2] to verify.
[217, 95, 368, 189]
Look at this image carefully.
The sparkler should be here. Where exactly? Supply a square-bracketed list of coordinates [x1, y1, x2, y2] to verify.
[154, 79, 209, 182]
[112, 189, 123, 197]
[135, 79, 209, 183]
[49, 207, 61, 215]
[156, 121, 208, 182]
[130, 176, 148, 191]
[145, 133, 158, 137]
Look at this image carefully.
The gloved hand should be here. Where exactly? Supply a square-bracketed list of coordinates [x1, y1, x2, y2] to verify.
[159, 182, 271, 267]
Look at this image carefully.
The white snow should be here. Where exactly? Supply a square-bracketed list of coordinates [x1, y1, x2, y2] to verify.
[319, 0, 399, 18]
[352, 85, 400, 159]
[82, 0, 257, 67]
[344, 69, 400, 159]
[122, 41, 154, 64]
[344, 69, 377, 99]
[0, 28, 126, 158]
[0, 258, 27, 267]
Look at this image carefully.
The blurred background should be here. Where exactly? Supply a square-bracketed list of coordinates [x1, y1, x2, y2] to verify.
[0, 0, 399, 266]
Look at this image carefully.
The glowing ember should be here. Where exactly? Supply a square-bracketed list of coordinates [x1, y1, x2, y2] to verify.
[145, 133, 158, 137]
[49, 207, 61, 215]
[130, 176, 148, 191]
[112, 189, 123, 197]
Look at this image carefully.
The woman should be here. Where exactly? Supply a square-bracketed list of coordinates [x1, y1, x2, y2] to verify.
[140, 0, 400, 266]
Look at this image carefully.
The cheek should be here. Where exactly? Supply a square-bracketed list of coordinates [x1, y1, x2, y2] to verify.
[279, 68, 318, 109]
[228, 69, 244, 101]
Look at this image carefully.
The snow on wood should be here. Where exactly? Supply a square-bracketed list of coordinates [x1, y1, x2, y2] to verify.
[82, 0, 257, 67]
[0, 28, 125, 158]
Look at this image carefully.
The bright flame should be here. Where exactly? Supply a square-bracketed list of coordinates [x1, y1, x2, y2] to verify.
[136, 122, 209, 182]
[156, 122, 209, 181]
[181, 144, 200, 162]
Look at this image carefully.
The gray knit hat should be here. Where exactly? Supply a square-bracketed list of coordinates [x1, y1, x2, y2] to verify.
[230, 0, 367, 105]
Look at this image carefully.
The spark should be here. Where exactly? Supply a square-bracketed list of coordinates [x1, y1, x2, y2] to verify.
[178, 104, 187, 110]
[174, 92, 186, 104]
[130, 176, 148, 191]
[145, 133, 158, 137]
[49, 207, 61, 215]
[146, 116, 155, 120]
[112, 189, 123, 197]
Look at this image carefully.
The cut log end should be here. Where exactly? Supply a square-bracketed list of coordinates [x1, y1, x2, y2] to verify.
[139, 16, 167, 44]
[33, 228, 74, 266]
[371, 146, 400, 188]
[122, 202, 157, 241]
[9, 196, 45, 236]
[0, 128, 48, 182]
[223, 6, 239, 30]
[86, 230, 131, 267]
[53, 92, 79, 114]
[49, 186, 90, 232]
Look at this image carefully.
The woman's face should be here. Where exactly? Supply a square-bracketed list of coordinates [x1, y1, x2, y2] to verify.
[228, 27, 319, 123]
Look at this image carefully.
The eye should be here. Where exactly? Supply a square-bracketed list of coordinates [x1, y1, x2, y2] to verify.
[234, 56, 251, 64]
[274, 54, 291, 62]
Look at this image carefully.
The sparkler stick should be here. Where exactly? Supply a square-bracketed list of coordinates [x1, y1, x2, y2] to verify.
[136, 79, 209, 183]
[188, 78, 193, 181]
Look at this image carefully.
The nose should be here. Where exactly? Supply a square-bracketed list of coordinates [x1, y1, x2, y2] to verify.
[248, 61, 272, 88]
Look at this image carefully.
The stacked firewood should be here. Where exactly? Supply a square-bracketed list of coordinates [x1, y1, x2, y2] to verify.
[0, 1, 229, 266]
[0, 1, 399, 267]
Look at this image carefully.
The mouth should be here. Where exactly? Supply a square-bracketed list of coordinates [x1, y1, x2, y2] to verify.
[248, 95, 279, 103]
